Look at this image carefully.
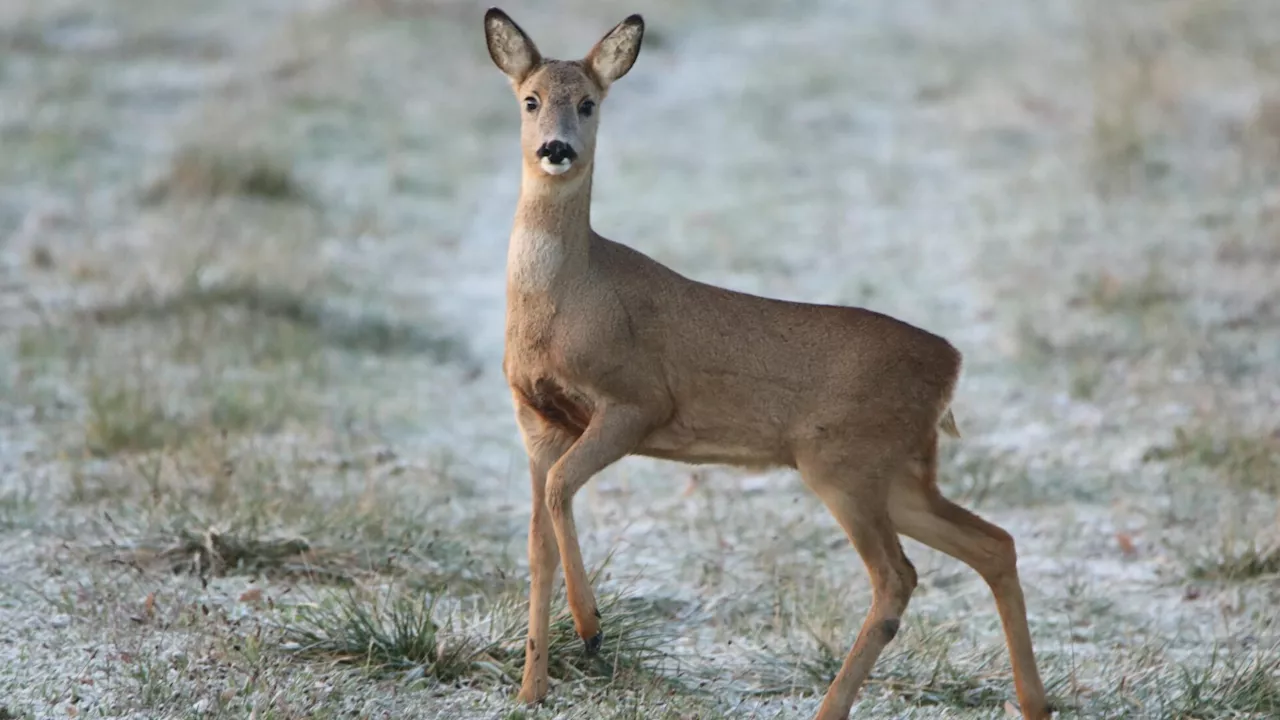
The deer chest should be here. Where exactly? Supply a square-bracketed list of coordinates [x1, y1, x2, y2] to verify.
[512, 375, 593, 436]
[504, 311, 594, 436]
[503, 287, 638, 435]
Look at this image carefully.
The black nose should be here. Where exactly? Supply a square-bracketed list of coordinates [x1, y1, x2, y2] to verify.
[536, 140, 577, 165]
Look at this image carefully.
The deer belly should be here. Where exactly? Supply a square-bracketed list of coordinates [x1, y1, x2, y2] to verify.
[638, 420, 789, 468]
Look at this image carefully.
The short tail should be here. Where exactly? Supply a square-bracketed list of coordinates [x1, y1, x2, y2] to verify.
[938, 408, 961, 439]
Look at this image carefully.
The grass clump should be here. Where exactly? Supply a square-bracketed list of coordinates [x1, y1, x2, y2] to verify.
[282, 587, 497, 682]
[81, 370, 308, 457]
[1143, 425, 1280, 493]
[1187, 540, 1280, 582]
[514, 585, 677, 684]
[82, 436, 526, 596]
[1172, 644, 1280, 718]
[732, 617, 1043, 712]
[279, 569, 681, 693]
[106, 527, 382, 586]
[84, 373, 186, 456]
[142, 145, 305, 204]
[85, 279, 465, 361]
[157, 527, 357, 583]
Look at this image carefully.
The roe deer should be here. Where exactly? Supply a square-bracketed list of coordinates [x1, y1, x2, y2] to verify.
[482, 8, 1050, 719]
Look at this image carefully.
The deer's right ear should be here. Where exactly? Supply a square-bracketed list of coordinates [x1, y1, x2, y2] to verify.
[484, 8, 541, 85]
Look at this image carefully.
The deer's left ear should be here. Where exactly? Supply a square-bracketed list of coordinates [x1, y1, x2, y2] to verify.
[585, 14, 644, 89]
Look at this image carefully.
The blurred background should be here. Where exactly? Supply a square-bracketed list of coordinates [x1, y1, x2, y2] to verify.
[1, 0, 1278, 718]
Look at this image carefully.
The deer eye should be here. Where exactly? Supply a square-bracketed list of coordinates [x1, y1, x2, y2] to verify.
[524, 96, 539, 113]
[578, 99, 595, 118]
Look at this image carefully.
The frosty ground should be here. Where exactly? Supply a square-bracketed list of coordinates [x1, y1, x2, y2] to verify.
[1, 0, 1279, 717]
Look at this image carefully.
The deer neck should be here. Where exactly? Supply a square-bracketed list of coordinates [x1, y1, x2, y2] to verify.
[507, 167, 593, 297]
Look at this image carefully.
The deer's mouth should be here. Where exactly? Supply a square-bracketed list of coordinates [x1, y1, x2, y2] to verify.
[539, 156, 574, 175]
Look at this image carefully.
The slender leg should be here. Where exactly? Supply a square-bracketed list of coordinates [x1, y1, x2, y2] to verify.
[544, 404, 652, 649]
[889, 440, 1050, 720]
[515, 405, 575, 705]
[800, 457, 919, 720]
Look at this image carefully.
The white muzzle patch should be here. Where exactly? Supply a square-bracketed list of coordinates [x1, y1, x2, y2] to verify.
[540, 157, 572, 175]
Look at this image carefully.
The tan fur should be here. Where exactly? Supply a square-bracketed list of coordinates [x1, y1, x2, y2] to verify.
[482, 8, 1049, 719]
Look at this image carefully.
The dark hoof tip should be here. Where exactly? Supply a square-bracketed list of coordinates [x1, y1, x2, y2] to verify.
[584, 631, 603, 655]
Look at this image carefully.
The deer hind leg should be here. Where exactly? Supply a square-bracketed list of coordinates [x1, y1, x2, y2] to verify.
[514, 405, 576, 705]
[544, 403, 653, 653]
[888, 435, 1050, 720]
[798, 450, 919, 720]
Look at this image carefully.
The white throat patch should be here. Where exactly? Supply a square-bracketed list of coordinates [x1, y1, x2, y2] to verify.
[507, 228, 567, 294]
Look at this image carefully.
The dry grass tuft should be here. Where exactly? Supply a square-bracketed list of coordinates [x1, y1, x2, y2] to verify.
[81, 368, 308, 457]
[83, 373, 182, 456]
[729, 616, 1050, 712]
[84, 279, 466, 361]
[125, 527, 365, 584]
[1187, 540, 1280, 582]
[1143, 425, 1280, 494]
[75, 436, 512, 593]
[142, 145, 306, 204]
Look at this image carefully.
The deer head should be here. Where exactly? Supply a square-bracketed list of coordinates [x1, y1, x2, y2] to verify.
[484, 8, 644, 179]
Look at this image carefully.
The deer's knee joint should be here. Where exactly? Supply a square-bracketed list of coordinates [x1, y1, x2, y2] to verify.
[544, 484, 567, 516]
[544, 472, 576, 517]
[879, 618, 901, 643]
[979, 531, 1019, 585]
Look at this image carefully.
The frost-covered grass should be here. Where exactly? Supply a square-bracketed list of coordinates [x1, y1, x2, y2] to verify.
[2, 0, 1279, 718]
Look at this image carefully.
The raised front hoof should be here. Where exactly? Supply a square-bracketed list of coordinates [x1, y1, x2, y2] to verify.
[583, 630, 604, 655]
[810, 705, 851, 720]
[577, 607, 603, 655]
[1008, 699, 1053, 720]
[1021, 702, 1053, 720]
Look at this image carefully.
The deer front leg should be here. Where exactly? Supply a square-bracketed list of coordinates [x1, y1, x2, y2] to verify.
[544, 403, 653, 651]
[515, 408, 575, 705]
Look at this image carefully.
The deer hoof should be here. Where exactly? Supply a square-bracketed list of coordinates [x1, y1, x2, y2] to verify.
[516, 684, 547, 706]
[584, 630, 603, 655]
